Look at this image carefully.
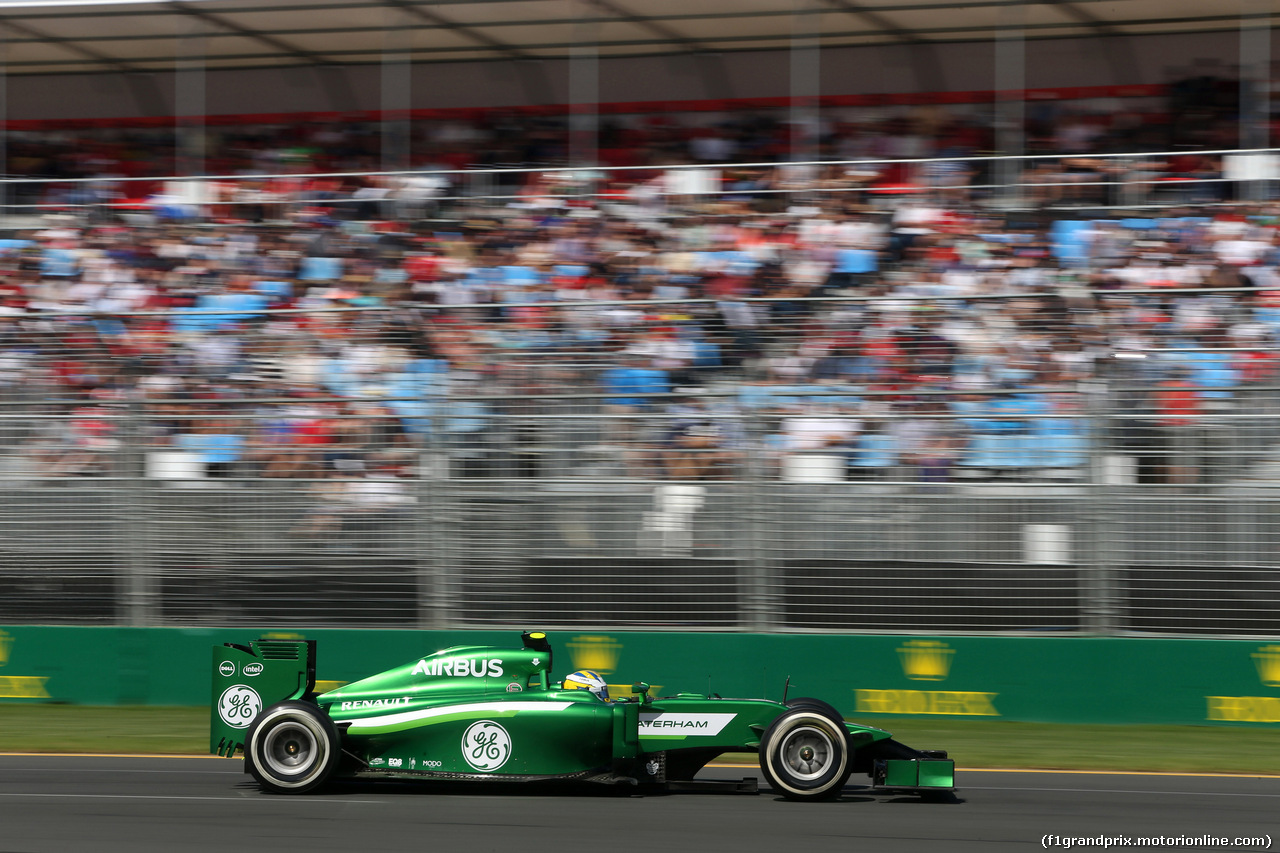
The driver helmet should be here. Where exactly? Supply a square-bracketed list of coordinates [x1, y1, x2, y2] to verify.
[563, 669, 609, 702]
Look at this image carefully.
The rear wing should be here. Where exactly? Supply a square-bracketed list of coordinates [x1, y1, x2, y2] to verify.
[211, 639, 316, 757]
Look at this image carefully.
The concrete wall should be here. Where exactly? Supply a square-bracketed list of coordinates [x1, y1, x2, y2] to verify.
[3, 626, 1279, 726]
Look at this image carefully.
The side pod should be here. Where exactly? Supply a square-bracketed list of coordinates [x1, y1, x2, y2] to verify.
[210, 639, 316, 757]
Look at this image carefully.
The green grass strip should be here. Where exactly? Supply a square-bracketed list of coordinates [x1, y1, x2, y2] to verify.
[2, 706, 1278, 775]
[0, 706, 209, 755]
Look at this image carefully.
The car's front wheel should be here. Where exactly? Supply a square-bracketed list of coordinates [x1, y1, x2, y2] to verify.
[758, 709, 851, 801]
[784, 696, 845, 720]
[246, 701, 340, 794]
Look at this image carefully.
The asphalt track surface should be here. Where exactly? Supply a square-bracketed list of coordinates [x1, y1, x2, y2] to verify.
[1, 756, 1277, 853]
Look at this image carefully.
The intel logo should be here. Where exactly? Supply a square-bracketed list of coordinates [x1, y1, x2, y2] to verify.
[218, 661, 235, 677]
[241, 663, 264, 677]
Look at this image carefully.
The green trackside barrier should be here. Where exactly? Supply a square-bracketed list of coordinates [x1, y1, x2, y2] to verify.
[2, 626, 1279, 726]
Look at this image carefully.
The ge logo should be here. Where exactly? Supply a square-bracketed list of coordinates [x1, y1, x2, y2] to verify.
[217, 685, 262, 729]
[461, 720, 512, 771]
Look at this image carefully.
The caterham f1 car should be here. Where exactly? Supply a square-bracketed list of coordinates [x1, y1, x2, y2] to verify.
[210, 631, 954, 800]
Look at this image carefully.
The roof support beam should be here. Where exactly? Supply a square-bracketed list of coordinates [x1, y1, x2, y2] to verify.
[993, 2, 1025, 207]
[382, 4, 411, 172]
[569, 1, 599, 168]
[0, 14, 141, 74]
[1239, 0, 1271, 159]
[175, 17, 206, 176]
[792, 0, 821, 163]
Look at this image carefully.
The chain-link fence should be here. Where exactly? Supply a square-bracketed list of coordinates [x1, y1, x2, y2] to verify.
[2, 297, 1279, 635]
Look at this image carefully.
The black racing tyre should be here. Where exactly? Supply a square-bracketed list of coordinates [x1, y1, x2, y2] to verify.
[784, 697, 845, 722]
[246, 701, 340, 794]
[759, 709, 851, 801]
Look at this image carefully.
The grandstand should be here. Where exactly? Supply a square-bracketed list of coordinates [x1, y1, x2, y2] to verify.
[0, 0, 1276, 637]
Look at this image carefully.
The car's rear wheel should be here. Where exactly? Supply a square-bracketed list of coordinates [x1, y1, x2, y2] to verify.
[246, 701, 339, 794]
[759, 709, 851, 801]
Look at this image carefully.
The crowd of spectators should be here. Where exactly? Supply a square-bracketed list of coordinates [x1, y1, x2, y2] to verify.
[7, 71, 1272, 214]
[0, 185, 1277, 491]
[0, 78, 1276, 496]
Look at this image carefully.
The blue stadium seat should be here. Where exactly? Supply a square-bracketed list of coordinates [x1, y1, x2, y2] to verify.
[960, 432, 1031, 469]
[1030, 419, 1089, 469]
[299, 256, 342, 282]
[849, 432, 898, 469]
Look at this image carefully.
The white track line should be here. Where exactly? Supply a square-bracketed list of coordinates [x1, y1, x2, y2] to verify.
[962, 785, 1280, 798]
[0, 792, 381, 803]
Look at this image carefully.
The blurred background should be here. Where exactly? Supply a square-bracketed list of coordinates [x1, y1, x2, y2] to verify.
[0, 0, 1276, 640]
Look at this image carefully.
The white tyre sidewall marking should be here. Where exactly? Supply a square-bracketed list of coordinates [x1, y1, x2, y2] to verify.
[250, 707, 331, 788]
[765, 712, 847, 796]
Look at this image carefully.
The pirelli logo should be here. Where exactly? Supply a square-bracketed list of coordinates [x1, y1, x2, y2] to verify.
[0, 676, 51, 699]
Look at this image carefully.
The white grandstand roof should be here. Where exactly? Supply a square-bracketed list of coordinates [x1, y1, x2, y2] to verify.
[0, 0, 1263, 76]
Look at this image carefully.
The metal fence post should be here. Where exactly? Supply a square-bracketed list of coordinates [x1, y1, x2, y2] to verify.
[742, 407, 777, 632]
[418, 409, 451, 630]
[122, 398, 155, 627]
[1082, 380, 1119, 635]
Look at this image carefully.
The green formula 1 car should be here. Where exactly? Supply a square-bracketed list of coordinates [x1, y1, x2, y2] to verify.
[210, 631, 954, 800]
